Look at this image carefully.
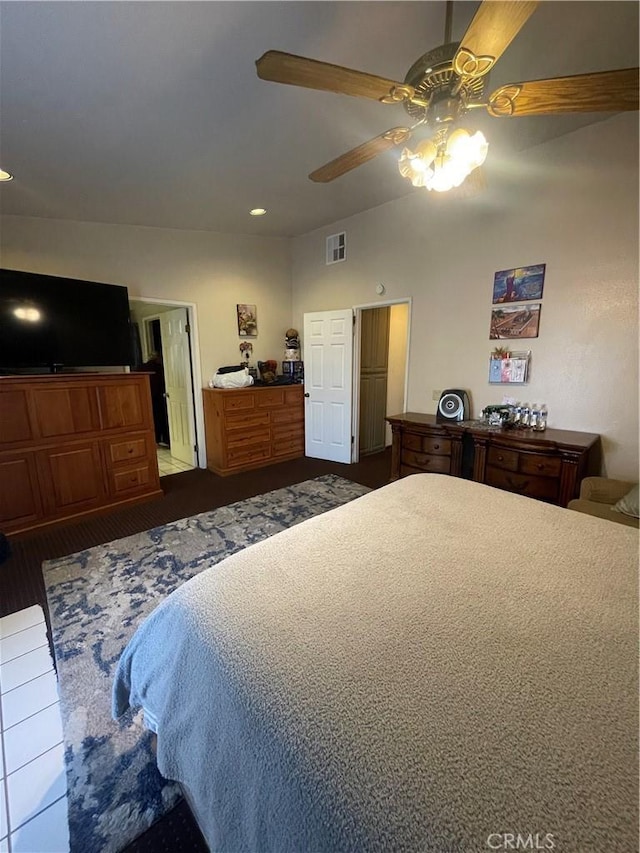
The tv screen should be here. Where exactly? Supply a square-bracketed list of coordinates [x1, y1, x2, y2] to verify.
[0, 269, 132, 373]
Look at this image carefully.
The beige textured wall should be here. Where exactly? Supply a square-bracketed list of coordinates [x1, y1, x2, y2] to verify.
[291, 114, 639, 480]
[0, 218, 292, 385]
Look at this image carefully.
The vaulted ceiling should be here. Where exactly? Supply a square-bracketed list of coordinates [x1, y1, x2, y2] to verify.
[1, 1, 637, 238]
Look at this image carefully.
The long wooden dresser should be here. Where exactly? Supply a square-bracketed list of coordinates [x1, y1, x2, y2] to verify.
[0, 373, 162, 536]
[386, 412, 601, 507]
[203, 384, 304, 476]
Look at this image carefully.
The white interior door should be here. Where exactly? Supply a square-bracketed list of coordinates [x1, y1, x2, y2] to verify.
[160, 308, 195, 466]
[303, 309, 353, 463]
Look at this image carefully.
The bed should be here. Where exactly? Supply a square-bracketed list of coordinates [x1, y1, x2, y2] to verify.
[113, 473, 638, 852]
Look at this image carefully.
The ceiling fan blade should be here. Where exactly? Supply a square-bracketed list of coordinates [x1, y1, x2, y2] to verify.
[256, 51, 417, 104]
[453, 1, 539, 80]
[309, 128, 412, 183]
[487, 67, 639, 116]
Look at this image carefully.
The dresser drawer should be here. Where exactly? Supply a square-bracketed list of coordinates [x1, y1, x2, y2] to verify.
[272, 436, 305, 457]
[485, 465, 559, 503]
[402, 432, 423, 452]
[110, 462, 153, 495]
[272, 422, 304, 442]
[227, 443, 270, 467]
[401, 449, 451, 474]
[519, 453, 561, 478]
[271, 407, 303, 426]
[105, 436, 150, 466]
[226, 428, 271, 450]
[403, 432, 449, 455]
[422, 436, 450, 455]
[256, 389, 286, 408]
[225, 411, 270, 431]
[487, 446, 519, 472]
[222, 393, 255, 412]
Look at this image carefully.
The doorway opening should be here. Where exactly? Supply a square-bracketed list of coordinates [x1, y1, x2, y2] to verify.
[353, 299, 410, 463]
[301, 299, 410, 466]
[129, 298, 205, 477]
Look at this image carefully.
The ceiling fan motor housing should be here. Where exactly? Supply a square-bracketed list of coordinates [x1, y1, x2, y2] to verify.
[403, 42, 487, 123]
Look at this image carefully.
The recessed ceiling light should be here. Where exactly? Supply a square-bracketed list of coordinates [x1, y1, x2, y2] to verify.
[249, 208, 267, 216]
[0, 169, 14, 182]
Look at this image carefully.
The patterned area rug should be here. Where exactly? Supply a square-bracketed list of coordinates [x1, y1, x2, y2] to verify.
[42, 474, 370, 853]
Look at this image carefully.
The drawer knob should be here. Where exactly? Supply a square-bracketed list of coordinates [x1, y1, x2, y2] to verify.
[537, 463, 544, 470]
[498, 455, 504, 461]
[433, 444, 439, 450]
[128, 448, 134, 454]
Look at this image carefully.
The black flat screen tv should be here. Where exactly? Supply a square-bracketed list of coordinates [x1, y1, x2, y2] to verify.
[0, 269, 132, 373]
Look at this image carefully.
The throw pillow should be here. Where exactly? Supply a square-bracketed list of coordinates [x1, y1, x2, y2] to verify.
[613, 484, 640, 519]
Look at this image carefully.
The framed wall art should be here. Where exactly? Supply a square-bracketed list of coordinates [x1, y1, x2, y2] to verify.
[489, 351, 531, 384]
[490, 303, 541, 340]
[492, 264, 545, 304]
[237, 304, 258, 337]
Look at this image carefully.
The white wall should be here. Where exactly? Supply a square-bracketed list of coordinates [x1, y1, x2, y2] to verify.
[0, 218, 292, 385]
[291, 113, 639, 480]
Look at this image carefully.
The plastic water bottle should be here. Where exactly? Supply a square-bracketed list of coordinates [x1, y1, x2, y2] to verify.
[530, 403, 540, 430]
[521, 403, 530, 427]
[535, 404, 548, 431]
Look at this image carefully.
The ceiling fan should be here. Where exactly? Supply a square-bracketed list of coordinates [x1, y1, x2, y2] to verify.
[255, 0, 639, 192]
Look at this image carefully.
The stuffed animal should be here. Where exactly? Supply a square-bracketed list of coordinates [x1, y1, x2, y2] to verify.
[258, 360, 278, 383]
[284, 328, 300, 361]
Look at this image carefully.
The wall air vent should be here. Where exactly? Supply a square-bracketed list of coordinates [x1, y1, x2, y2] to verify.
[326, 231, 346, 265]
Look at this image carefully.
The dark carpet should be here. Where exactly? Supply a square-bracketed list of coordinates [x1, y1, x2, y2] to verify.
[0, 449, 391, 852]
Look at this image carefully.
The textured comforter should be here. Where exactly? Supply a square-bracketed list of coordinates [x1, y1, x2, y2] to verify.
[113, 473, 638, 852]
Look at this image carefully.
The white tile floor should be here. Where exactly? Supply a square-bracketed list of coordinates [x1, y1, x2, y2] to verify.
[156, 446, 195, 477]
[0, 606, 69, 853]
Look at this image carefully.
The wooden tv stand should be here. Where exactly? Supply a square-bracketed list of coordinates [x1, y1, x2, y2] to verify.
[0, 373, 162, 536]
[386, 412, 601, 507]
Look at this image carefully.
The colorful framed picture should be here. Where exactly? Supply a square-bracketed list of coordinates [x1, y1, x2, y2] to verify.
[490, 303, 541, 339]
[492, 264, 546, 304]
[489, 352, 531, 384]
[237, 303, 258, 337]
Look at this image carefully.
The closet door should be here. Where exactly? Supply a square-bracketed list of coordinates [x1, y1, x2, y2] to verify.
[359, 307, 390, 455]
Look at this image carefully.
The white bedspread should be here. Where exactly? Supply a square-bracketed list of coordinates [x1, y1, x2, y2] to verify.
[113, 474, 638, 852]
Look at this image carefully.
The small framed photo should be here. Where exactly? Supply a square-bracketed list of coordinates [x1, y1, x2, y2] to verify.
[492, 264, 545, 304]
[237, 304, 258, 337]
[490, 303, 541, 340]
[489, 350, 531, 385]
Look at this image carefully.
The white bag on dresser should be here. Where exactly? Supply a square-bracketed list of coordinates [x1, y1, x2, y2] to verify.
[209, 367, 254, 389]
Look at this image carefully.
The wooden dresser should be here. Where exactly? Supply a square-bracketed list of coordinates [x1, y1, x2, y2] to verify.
[386, 412, 600, 507]
[0, 373, 162, 536]
[203, 385, 304, 476]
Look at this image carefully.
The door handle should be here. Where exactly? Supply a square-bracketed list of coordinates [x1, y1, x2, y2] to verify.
[304, 393, 310, 397]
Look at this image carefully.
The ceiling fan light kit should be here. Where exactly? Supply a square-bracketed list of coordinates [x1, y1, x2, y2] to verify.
[398, 126, 488, 192]
[255, 0, 639, 193]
